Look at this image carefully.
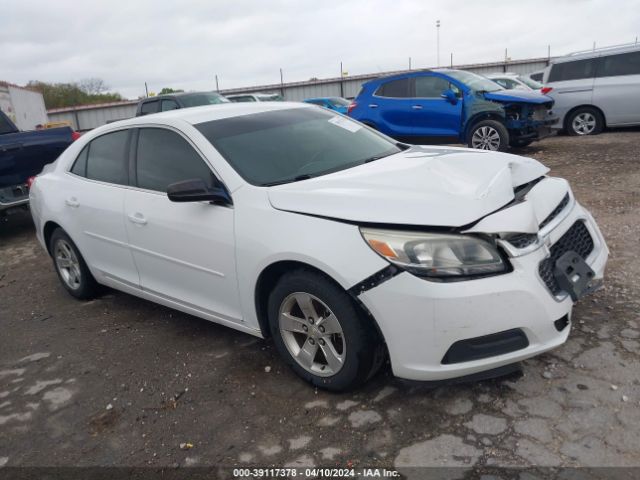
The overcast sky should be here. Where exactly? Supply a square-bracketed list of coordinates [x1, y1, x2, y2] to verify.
[2, 0, 638, 99]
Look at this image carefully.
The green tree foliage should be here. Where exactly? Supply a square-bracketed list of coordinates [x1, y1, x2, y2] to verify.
[26, 79, 123, 109]
[158, 87, 184, 95]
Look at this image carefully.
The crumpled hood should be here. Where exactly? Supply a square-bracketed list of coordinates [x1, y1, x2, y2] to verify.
[268, 146, 549, 227]
[483, 89, 553, 105]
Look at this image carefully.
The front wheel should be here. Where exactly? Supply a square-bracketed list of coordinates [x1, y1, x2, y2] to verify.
[467, 120, 509, 151]
[268, 270, 383, 391]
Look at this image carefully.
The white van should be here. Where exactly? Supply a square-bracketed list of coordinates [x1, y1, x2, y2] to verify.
[543, 43, 640, 135]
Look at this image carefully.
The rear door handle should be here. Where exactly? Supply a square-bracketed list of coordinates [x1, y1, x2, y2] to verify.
[128, 213, 147, 225]
[412, 105, 423, 110]
[368, 104, 378, 108]
[65, 197, 79, 208]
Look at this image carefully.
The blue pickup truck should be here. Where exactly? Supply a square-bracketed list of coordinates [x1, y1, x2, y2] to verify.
[0, 111, 78, 217]
[347, 69, 556, 151]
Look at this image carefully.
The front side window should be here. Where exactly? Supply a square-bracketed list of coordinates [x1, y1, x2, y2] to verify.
[414, 76, 451, 97]
[161, 99, 180, 111]
[85, 130, 129, 185]
[136, 128, 215, 192]
[548, 59, 596, 82]
[596, 51, 640, 77]
[196, 107, 401, 186]
[376, 78, 411, 98]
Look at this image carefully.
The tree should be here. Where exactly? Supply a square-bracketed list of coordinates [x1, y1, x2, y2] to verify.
[26, 79, 123, 109]
[158, 87, 184, 95]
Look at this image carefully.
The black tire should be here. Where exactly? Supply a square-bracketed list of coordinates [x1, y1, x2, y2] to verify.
[466, 119, 509, 151]
[566, 107, 604, 136]
[49, 228, 99, 300]
[509, 138, 533, 148]
[267, 269, 383, 392]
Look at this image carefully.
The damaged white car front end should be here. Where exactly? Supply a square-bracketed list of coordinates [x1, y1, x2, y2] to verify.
[269, 145, 608, 381]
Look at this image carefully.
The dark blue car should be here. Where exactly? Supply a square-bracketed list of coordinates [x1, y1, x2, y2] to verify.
[347, 69, 556, 151]
[303, 97, 351, 114]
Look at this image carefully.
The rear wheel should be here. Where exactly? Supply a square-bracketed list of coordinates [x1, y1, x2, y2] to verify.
[268, 270, 383, 391]
[467, 120, 509, 151]
[566, 107, 604, 136]
[49, 228, 99, 299]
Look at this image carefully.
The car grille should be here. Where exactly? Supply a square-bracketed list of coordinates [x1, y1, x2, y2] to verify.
[538, 221, 594, 296]
[539, 193, 570, 230]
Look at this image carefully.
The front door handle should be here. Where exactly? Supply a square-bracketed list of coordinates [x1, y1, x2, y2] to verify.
[65, 197, 79, 208]
[128, 213, 147, 225]
[368, 104, 378, 108]
[1, 143, 23, 152]
[412, 105, 423, 110]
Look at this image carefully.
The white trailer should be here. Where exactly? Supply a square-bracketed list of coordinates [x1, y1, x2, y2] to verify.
[0, 83, 48, 131]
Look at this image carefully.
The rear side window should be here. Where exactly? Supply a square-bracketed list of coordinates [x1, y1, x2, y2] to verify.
[376, 78, 411, 98]
[71, 146, 89, 176]
[548, 59, 596, 82]
[414, 76, 451, 97]
[136, 128, 214, 192]
[85, 131, 129, 185]
[140, 101, 159, 115]
[229, 96, 256, 103]
[596, 51, 640, 77]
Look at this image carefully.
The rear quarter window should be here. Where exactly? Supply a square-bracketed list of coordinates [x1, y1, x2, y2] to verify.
[84, 130, 129, 185]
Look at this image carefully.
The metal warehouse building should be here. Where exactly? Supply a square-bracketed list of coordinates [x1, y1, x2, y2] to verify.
[48, 56, 551, 131]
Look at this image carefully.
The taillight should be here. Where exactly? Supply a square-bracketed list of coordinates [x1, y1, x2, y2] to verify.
[541, 87, 553, 95]
[71, 131, 81, 141]
[347, 102, 357, 115]
[27, 176, 37, 189]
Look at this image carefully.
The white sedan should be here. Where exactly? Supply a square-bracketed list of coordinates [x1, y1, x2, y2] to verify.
[29, 102, 608, 391]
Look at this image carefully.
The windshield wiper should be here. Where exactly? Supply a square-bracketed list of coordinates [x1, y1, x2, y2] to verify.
[363, 151, 397, 163]
[261, 174, 312, 187]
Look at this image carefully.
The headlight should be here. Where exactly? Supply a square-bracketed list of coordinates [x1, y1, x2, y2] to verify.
[360, 228, 508, 278]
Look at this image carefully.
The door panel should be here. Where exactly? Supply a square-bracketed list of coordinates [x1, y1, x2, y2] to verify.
[411, 75, 462, 136]
[124, 190, 241, 321]
[593, 74, 640, 125]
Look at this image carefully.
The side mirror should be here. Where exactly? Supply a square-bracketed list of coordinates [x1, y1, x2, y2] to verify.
[441, 89, 458, 105]
[167, 178, 232, 206]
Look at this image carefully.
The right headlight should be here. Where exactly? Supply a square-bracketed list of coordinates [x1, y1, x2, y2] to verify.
[360, 227, 508, 279]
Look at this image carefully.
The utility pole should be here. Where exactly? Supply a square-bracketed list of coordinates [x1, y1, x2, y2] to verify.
[340, 62, 344, 98]
[409, 57, 412, 70]
[450, 52, 453, 68]
[215, 75, 219, 92]
[436, 20, 441, 67]
[144, 82, 149, 98]
[280, 68, 284, 98]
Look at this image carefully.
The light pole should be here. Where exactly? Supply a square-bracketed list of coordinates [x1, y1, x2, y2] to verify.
[436, 20, 441, 67]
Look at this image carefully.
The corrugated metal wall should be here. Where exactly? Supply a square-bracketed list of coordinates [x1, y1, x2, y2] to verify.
[48, 56, 551, 130]
[48, 103, 137, 131]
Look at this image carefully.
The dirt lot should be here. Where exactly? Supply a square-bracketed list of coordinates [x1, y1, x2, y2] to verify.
[1, 131, 639, 476]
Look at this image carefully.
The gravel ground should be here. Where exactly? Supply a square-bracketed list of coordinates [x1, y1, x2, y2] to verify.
[1, 130, 639, 476]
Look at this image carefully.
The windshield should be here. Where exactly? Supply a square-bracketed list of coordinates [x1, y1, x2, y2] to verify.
[518, 75, 543, 90]
[446, 70, 504, 93]
[328, 97, 350, 107]
[180, 93, 230, 107]
[196, 107, 401, 186]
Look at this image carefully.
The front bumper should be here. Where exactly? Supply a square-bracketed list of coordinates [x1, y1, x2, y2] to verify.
[357, 200, 608, 381]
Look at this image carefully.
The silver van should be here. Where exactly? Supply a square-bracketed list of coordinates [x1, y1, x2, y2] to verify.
[543, 43, 640, 135]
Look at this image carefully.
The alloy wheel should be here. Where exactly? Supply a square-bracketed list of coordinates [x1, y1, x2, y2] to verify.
[54, 239, 82, 290]
[278, 292, 346, 377]
[572, 112, 596, 135]
[471, 126, 501, 150]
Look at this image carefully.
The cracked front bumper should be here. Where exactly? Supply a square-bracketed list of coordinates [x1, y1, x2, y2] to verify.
[357, 201, 608, 382]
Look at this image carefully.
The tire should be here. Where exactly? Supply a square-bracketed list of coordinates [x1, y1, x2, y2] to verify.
[49, 228, 99, 300]
[267, 269, 383, 391]
[467, 119, 509, 151]
[566, 107, 604, 136]
[509, 138, 533, 148]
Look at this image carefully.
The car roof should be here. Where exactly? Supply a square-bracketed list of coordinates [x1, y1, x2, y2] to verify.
[141, 91, 222, 101]
[119, 102, 311, 127]
[553, 42, 640, 64]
